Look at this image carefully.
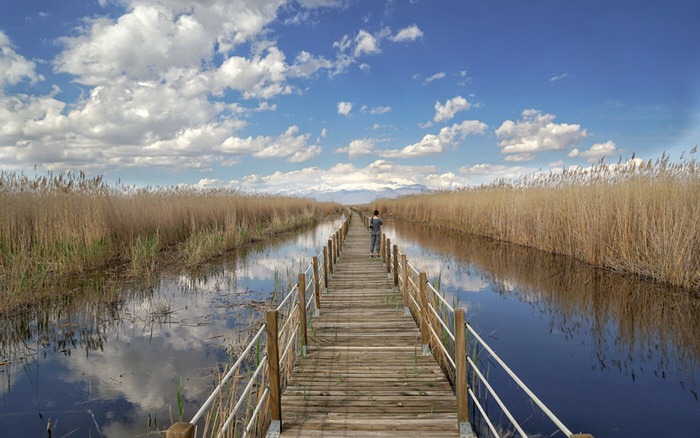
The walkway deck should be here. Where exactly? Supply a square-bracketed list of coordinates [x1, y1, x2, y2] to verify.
[279, 215, 459, 437]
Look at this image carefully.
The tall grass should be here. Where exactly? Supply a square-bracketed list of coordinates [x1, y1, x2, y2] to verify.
[0, 170, 340, 311]
[374, 152, 700, 290]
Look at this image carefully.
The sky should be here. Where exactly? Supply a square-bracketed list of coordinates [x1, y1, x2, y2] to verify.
[1, 0, 699, 202]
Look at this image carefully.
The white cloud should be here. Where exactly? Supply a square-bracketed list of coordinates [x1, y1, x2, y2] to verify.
[370, 106, 391, 115]
[504, 153, 534, 162]
[495, 109, 587, 156]
[55, 5, 212, 85]
[381, 120, 487, 158]
[424, 72, 445, 84]
[211, 46, 293, 99]
[337, 101, 353, 116]
[391, 24, 423, 42]
[550, 72, 569, 82]
[0, 31, 44, 87]
[237, 159, 439, 194]
[331, 25, 422, 75]
[290, 50, 333, 78]
[434, 96, 471, 123]
[335, 138, 377, 158]
[354, 29, 380, 57]
[220, 125, 319, 163]
[568, 140, 618, 162]
[457, 163, 539, 187]
[297, 0, 345, 7]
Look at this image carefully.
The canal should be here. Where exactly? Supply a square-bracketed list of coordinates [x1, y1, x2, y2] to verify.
[1, 216, 698, 437]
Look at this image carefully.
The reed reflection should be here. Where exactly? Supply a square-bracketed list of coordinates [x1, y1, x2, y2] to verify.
[0, 219, 337, 436]
[384, 220, 700, 380]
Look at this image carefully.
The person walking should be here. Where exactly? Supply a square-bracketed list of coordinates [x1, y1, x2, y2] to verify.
[369, 210, 383, 258]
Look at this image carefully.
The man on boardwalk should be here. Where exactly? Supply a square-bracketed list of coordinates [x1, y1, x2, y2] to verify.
[369, 209, 383, 258]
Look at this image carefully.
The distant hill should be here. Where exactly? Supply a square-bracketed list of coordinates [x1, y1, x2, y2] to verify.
[309, 184, 430, 205]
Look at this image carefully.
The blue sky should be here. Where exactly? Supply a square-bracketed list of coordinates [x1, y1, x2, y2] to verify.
[1, 0, 699, 201]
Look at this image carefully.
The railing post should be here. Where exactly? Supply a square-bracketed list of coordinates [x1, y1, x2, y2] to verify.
[323, 246, 329, 289]
[380, 233, 385, 261]
[393, 245, 399, 287]
[298, 273, 308, 355]
[386, 238, 391, 274]
[401, 254, 409, 316]
[312, 256, 321, 316]
[166, 423, 194, 438]
[455, 309, 469, 434]
[419, 272, 430, 355]
[266, 310, 282, 429]
[328, 239, 334, 275]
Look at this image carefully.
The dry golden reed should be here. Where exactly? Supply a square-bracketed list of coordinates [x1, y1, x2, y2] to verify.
[0, 170, 340, 309]
[374, 152, 700, 290]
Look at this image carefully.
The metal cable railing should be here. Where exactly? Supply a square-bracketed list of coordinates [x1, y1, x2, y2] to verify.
[171, 214, 587, 438]
[392, 234, 586, 438]
[167, 213, 351, 438]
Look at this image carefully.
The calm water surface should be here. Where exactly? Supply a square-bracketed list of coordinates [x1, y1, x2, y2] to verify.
[382, 221, 699, 438]
[0, 220, 341, 437]
[1, 218, 698, 437]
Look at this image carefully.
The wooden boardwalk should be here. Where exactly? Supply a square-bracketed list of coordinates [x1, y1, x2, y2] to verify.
[279, 214, 459, 437]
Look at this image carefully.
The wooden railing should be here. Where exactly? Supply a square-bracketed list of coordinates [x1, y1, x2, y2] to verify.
[166, 214, 350, 438]
[361, 213, 592, 438]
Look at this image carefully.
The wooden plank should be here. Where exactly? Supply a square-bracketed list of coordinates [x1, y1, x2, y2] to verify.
[279, 213, 459, 437]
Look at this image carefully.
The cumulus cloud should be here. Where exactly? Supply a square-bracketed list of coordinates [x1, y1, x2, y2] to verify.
[381, 120, 487, 158]
[290, 50, 333, 78]
[337, 101, 353, 116]
[391, 24, 423, 42]
[220, 125, 320, 162]
[568, 140, 618, 162]
[0, 31, 44, 87]
[354, 29, 380, 57]
[0, 2, 344, 174]
[433, 96, 471, 123]
[495, 109, 587, 158]
[331, 25, 422, 74]
[211, 46, 293, 99]
[335, 138, 377, 158]
[459, 163, 535, 180]
[236, 159, 442, 194]
[55, 4, 212, 85]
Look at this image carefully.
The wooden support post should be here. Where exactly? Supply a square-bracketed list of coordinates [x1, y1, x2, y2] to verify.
[328, 239, 334, 275]
[419, 272, 430, 355]
[455, 309, 469, 433]
[385, 238, 391, 274]
[380, 233, 385, 261]
[312, 256, 321, 315]
[298, 273, 308, 354]
[166, 422, 194, 438]
[335, 231, 341, 257]
[332, 234, 337, 261]
[401, 254, 409, 315]
[323, 246, 329, 289]
[393, 245, 399, 286]
[266, 310, 282, 427]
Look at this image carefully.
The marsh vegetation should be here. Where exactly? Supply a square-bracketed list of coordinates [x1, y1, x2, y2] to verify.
[0, 170, 340, 313]
[375, 152, 700, 290]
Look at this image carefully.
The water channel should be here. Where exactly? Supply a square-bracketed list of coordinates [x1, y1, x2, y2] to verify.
[1, 217, 698, 437]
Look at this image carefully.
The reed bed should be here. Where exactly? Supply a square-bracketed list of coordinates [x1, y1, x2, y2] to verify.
[374, 152, 700, 290]
[0, 170, 340, 311]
